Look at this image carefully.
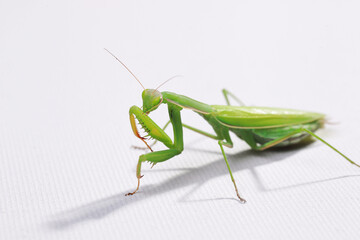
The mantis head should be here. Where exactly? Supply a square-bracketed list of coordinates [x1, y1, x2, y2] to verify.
[104, 49, 177, 114]
[142, 89, 163, 114]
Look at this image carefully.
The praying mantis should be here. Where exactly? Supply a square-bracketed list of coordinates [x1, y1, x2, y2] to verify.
[106, 49, 359, 203]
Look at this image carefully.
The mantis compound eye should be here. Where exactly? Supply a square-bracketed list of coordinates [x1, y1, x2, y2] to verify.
[142, 89, 163, 113]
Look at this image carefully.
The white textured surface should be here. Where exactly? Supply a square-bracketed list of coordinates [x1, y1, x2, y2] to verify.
[1, 1, 360, 239]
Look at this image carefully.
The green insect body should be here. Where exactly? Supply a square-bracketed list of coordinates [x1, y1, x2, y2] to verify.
[104, 49, 359, 203]
[127, 89, 359, 203]
[198, 105, 324, 149]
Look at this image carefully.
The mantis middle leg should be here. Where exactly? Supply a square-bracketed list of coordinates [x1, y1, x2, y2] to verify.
[218, 139, 247, 203]
[171, 121, 247, 202]
[172, 123, 247, 201]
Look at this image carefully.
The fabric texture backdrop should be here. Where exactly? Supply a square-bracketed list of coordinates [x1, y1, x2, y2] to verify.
[1, 1, 360, 239]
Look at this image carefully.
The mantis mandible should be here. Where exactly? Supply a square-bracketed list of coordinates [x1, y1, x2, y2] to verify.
[106, 49, 359, 203]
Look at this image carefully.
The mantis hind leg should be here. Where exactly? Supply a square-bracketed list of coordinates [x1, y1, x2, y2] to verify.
[301, 129, 359, 168]
[222, 89, 245, 106]
[254, 128, 359, 168]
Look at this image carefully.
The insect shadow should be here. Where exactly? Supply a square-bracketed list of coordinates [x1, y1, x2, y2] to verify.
[46, 139, 359, 230]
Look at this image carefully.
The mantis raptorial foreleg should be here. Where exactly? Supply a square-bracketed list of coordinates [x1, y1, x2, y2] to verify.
[127, 104, 184, 195]
[129, 103, 246, 201]
[131, 120, 172, 150]
[134, 120, 220, 150]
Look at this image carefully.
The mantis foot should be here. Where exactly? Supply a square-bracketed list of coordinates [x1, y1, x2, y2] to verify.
[236, 193, 247, 204]
[125, 175, 143, 196]
[232, 179, 247, 203]
[131, 145, 149, 151]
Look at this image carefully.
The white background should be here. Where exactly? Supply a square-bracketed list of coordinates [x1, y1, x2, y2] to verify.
[1, 1, 360, 239]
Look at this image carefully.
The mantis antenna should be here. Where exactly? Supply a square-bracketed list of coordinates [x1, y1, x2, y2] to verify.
[154, 75, 183, 91]
[104, 48, 145, 90]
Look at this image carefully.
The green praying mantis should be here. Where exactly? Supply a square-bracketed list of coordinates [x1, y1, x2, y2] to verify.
[106, 49, 359, 203]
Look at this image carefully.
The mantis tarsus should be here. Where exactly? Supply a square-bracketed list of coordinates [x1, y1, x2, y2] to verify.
[106, 49, 359, 203]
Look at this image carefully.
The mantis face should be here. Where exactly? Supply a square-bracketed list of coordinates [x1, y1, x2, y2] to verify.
[142, 89, 163, 114]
